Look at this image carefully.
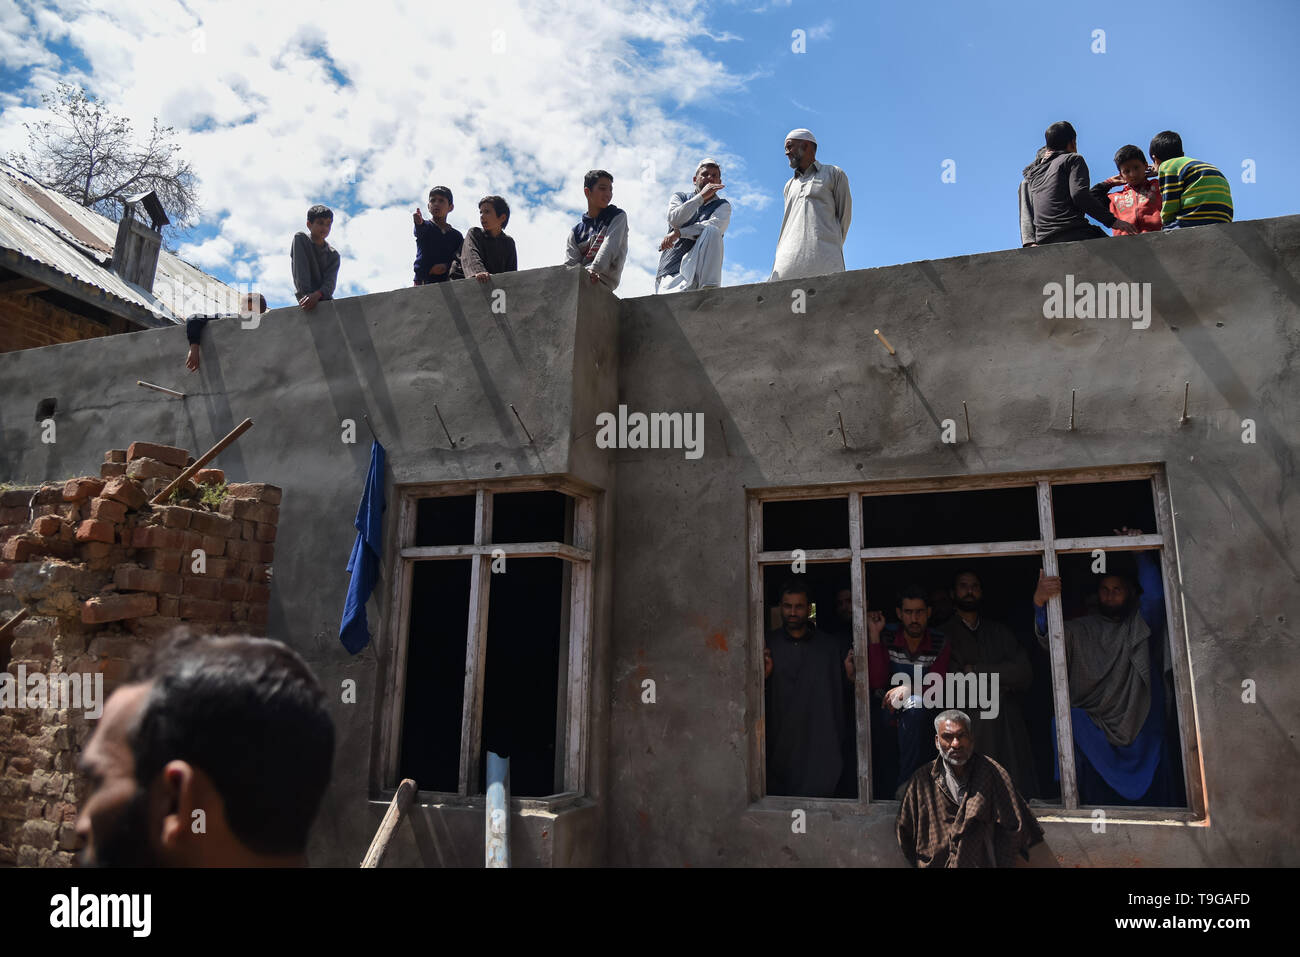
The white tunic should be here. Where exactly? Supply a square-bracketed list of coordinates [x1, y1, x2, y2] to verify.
[770, 160, 852, 281]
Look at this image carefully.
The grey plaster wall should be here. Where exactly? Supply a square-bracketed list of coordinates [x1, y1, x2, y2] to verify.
[609, 215, 1299, 866]
[0, 266, 617, 868]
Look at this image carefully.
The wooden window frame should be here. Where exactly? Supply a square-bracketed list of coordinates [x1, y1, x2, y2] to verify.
[376, 475, 598, 807]
[748, 463, 1206, 825]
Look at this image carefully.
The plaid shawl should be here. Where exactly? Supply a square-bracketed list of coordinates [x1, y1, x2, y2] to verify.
[897, 753, 1045, 868]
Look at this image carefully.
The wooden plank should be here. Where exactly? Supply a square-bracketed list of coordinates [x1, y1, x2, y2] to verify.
[748, 494, 766, 801]
[149, 418, 254, 504]
[398, 474, 602, 500]
[859, 540, 1044, 561]
[749, 463, 1162, 502]
[359, 778, 417, 868]
[400, 542, 589, 562]
[457, 492, 493, 795]
[1152, 471, 1207, 818]
[1037, 480, 1078, 809]
[380, 492, 417, 789]
[570, 495, 596, 792]
[847, 493, 872, 804]
[1052, 534, 1163, 553]
[756, 547, 853, 564]
[0, 278, 49, 296]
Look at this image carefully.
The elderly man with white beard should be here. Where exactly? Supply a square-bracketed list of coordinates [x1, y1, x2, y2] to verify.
[896, 710, 1047, 868]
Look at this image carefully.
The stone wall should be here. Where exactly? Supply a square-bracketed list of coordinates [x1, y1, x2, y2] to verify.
[0, 439, 280, 866]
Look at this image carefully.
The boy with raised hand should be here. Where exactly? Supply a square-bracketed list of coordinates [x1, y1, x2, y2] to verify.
[565, 169, 628, 290]
[412, 186, 463, 285]
[1090, 145, 1163, 235]
[449, 195, 517, 282]
[1148, 130, 1234, 230]
[291, 204, 340, 311]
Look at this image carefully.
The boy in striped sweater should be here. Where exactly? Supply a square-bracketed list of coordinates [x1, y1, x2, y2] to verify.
[1149, 130, 1233, 229]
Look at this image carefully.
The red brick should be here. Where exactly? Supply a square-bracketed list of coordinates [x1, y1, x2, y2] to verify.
[157, 506, 192, 529]
[250, 564, 271, 584]
[75, 520, 115, 544]
[126, 457, 181, 482]
[101, 476, 147, 510]
[157, 596, 180, 617]
[33, 515, 61, 536]
[100, 462, 127, 479]
[195, 469, 224, 485]
[114, 566, 182, 594]
[88, 497, 127, 523]
[104, 449, 127, 464]
[201, 536, 225, 557]
[125, 616, 186, 640]
[2, 536, 74, 562]
[240, 520, 256, 541]
[189, 511, 235, 538]
[86, 635, 147, 659]
[219, 579, 246, 601]
[0, 489, 38, 509]
[132, 526, 187, 550]
[32, 486, 63, 505]
[61, 477, 104, 502]
[142, 549, 183, 573]
[246, 582, 271, 603]
[182, 576, 222, 600]
[0, 506, 29, 524]
[225, 540, 251, 562]
[258, 543, 274, 563]
[82, 593, 157, 624]
[81, 542, 116, 560]
[248, 605, 269, 627]
[126, 442, 189, 469]
[225, 483, 282, 506]
[179, 597, 230, 621]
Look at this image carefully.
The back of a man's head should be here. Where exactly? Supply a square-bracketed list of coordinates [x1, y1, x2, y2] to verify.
[127, 633, 334, 858]
[1044, 121, 1077, 151]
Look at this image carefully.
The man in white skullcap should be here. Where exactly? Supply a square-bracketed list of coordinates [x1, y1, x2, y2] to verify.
[770, 129, 852, 281]
[655, 158, 731, 292]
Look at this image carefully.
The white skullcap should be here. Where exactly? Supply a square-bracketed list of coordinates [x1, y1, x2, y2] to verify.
[784, 128, 817, 144]
[696, 157, 722, 174]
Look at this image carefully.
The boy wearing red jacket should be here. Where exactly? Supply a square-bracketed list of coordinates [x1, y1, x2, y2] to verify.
[1090, 144, 1163, 235]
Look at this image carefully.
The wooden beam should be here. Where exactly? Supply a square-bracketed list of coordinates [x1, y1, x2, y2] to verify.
[0, 278, 48, 296]
[400, 542, 590, 562]
[359, 778, 417, 868]
[1037, 480, 1078, 809]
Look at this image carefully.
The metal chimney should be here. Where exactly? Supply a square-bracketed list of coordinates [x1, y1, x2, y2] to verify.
[111, 190, 169, 293]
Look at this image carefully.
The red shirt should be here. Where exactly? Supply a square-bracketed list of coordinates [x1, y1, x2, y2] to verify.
[1105, 178, 1163, 234]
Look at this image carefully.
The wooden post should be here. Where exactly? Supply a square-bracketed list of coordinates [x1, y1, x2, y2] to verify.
[149, 418, 253, 505]
[360, 778, 417, 868]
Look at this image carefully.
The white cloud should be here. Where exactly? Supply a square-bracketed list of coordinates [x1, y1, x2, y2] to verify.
[0, 0, 770, 303]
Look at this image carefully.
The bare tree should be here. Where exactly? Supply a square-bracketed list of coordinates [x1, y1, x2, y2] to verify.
[7, 83, 200, 232]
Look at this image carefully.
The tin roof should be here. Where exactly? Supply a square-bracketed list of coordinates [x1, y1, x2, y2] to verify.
[0, 161, 236, 326]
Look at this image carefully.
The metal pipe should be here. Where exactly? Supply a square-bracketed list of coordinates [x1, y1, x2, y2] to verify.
[486, 751, 510, 868]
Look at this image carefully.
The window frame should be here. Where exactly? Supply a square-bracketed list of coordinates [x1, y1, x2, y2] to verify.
[748, 463, 1206, 824]
[376, 475, 598, 807]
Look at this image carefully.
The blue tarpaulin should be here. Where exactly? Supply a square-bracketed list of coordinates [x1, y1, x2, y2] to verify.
[340, 440, 386, 654]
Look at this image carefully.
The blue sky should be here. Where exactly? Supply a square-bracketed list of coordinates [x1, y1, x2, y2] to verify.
[1, 0, 1296, 304]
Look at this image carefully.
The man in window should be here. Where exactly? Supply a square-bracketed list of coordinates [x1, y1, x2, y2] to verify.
[763, 579, 855, 797]
[935, 570, 1038, 797]
[1033, 534, 1173, 805]
[896, 709, 1049, 868]
[867, 584, 950, 799]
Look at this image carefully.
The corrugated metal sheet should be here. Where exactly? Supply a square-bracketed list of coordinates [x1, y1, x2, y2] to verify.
[0, 162, 238, 324]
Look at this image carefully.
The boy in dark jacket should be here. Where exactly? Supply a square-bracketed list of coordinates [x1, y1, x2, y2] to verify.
[1022, 122, 1138, 244]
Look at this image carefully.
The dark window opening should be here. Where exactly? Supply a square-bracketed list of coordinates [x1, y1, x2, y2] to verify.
[399, 559, 471, 793]
[1051, 481, 1157, 539]
[491, 490, 570, 544]
[762, 498, 849, 551]
[862, 486, 1040, 547]
[762, 562, 857, 799]
[415, 495, 476, 546]
[478, 557, 568, 797]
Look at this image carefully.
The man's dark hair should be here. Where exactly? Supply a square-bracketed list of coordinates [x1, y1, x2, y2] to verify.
[306, 204, 333, 223]
[951, 568, 981, 588]
[125, 633, 335, 856]
[584, 169, 613, 190]
[1114, 144, 1146, 169]
[479, 194, 510, 228]
[1044, 121, 1077, 151]
[429, 186, 453, 204]
[779, 579, 809, 601]
[896, 583, 930, 606]
[1149, 130, 1184, 162]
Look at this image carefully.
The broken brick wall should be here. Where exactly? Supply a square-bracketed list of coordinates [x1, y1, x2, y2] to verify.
[0, 440, 280, 867]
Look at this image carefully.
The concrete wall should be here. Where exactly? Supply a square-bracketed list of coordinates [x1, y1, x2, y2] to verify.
[2, 218, 1297, 867]
[0, 266, 617, 867]
[609, 214, 1299, 866]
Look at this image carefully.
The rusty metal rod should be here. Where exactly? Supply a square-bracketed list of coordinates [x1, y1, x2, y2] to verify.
[509, 404, 534, 444]
[433, 404, 456, 449]
[873, 328, 896, 356]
